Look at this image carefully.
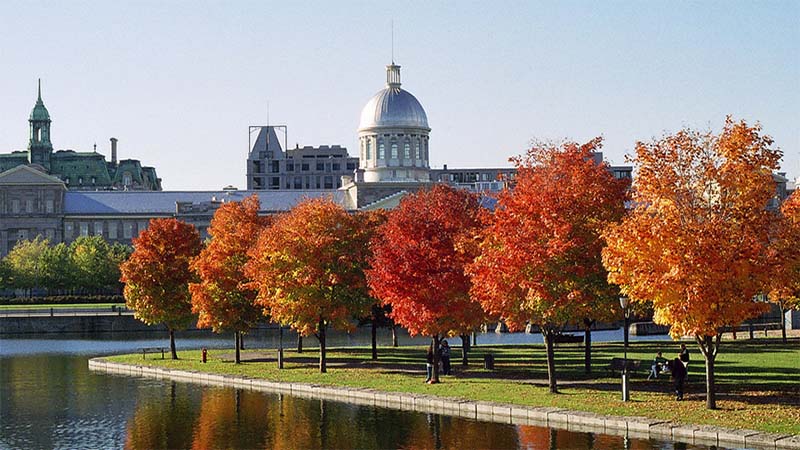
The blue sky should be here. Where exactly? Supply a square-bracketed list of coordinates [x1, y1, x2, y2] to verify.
[1, 1, 797, 189]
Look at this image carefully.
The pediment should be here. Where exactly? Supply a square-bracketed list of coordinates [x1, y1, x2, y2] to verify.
[0, 165, 66, 187]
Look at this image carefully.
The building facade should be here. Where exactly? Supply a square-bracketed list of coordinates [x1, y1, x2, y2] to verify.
[0, 81, 162, 191]
[246, 126, 358, 190]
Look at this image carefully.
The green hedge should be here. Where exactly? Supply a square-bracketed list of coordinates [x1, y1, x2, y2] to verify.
[0, 295, 125, 305]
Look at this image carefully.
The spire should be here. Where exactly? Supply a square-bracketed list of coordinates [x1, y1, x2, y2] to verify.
[386, 63, 401, 88]
[38, 78, 42, 102]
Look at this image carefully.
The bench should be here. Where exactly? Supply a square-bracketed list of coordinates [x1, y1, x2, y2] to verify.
[141, 347, 167, 360]
[552, 333, 584, 346]
[606, 357, 642, 377]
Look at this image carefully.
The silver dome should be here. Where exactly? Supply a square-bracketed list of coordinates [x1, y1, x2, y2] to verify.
[358, 64, 430, 131]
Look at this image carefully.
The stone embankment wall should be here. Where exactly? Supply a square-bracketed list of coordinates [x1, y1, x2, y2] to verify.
[88, 358, 800, 450]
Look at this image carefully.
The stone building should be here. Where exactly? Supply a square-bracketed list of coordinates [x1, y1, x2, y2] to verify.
[0, 81, 162, 191]
[246, 126, 358, 190]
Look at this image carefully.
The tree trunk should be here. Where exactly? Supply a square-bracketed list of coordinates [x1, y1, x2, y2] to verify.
[431, 335, 441, 384]
[297, 335, 303, 353]
[371, 319, 378, 360]
[169, 328, 178, 360]
[318, 319, 327, 373]
[460, 334, 469, 366]
[239, 333, 245, 350]
[234, 331, 241, 364]
[697, 334, 720, 410]
[583, 318, 594, 374]
[780, 303, 787, 344]
[472, 330, 477, 347]
[544, 329, 558, 393]
[391, 324, 398, 347]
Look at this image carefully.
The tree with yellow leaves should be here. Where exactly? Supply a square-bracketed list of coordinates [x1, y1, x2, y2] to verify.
[602, 118, 781, 409]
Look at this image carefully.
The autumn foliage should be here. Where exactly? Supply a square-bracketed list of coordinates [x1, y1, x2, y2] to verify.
[602, 118, 781, 409]
[120, 218, 203, 359]
[190, 195, 270, 363]
[469, 138, 628, 393]
[244, 197, 375, 372]
[368, 184, 486, 383]
[768, 191, 800, 342]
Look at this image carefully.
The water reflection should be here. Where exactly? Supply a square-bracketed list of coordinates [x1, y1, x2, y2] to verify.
[0, 341, 721, 450]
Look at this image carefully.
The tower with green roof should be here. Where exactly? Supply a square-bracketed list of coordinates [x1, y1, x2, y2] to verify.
[28, 79, 53, 171]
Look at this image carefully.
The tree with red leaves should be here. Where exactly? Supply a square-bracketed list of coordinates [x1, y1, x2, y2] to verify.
[244, 198, 374, 373]
[368, 184, 486, 384]
[469, 138, 628, 393]
[120, 218, 203, 359]
[190, 195, 270, 364]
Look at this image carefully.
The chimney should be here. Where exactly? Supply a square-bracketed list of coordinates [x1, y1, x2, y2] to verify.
[110, 137, 118, 164]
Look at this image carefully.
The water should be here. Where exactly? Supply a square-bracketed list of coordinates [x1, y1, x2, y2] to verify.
[0, 331, 722, 450]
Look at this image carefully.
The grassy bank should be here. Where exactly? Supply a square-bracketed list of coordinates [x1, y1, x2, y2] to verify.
[106, 338, 800, 434]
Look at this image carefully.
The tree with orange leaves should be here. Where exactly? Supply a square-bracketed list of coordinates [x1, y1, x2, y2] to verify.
[190, 195, 270, 364]
[244, 198, 374, 373]
[120, 218, 203, 359]
[368, 184, 486, 384]
[767, 191, 800, 343]
[602, 118, 781, 409]
[469, 138, 628, 393]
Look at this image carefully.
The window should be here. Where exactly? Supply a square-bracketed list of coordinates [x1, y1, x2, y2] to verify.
[378, 139, 385, 159]
[294, 177, 302, 189]
[316, 162, 324, 171]
[45, 200, 54, 213]
[45, 229, 55, 241]
[316, 176, 321, 189]
[391, 141, 398, 159]
[301, 163, 309, 171]
[65, 222, 74, 239]
[11, 200, 19, 214]
[122, 172, 132, 186]
[138, 222, 148, 236]
[324, 176, 333, 189]
[109, 223, 118, 239]
[91, 177, 96, 184]
[25, 199, 33, 213]
[416, 140, 421, 159]
[332, 163, 340, 171]
[481, 173, 489, 181]
[123, 222, 134, 239]
[80, 222, 89, 236]
[365, 139, 371, 159]
[94, 222, 103, 236]
[287, 162, 294, 172]
[346, 162, 356, 171]
[78, 177, 83, 185]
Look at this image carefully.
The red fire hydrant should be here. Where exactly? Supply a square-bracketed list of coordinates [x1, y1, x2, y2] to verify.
[201, 348, 207, 363]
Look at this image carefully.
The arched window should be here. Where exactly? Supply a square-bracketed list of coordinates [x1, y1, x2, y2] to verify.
[378, 138, 385, 159]
[123, 172, 132, 186]
[365, 139, 371, 159]
[390, 141, 398, 159]
[415, 139, 421, 159]
[404, 140, 411, 159]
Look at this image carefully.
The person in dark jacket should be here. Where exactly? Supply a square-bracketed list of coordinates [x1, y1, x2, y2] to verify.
[441, 340, 451, 375]
[679, 343, 690, 382]
[425, 344, 434, 383]
[671, 357, 687, 400]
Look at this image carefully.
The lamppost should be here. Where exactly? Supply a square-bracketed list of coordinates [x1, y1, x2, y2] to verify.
[620, 295, 630, 401]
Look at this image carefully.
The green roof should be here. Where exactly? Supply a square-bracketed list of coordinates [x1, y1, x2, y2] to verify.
[29, 80, 51, 122]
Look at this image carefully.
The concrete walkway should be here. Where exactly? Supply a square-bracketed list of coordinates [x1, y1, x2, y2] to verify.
[88, 358, 799, 450]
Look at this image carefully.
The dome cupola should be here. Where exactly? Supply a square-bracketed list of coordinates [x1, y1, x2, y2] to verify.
[357, 63, 431, 183]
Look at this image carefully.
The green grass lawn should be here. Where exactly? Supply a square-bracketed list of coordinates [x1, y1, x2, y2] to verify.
[106, 338, 800, 434]
[0, 303, 123, 310]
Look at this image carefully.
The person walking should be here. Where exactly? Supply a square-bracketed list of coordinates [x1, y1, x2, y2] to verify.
[671, 357, 687, 400]
[441, 340, 451, 375]
[424, 344, 434, 383]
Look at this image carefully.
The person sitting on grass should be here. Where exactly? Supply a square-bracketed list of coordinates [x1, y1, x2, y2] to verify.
[671, 357, 687, 401]
[647, 351, 668, 380]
